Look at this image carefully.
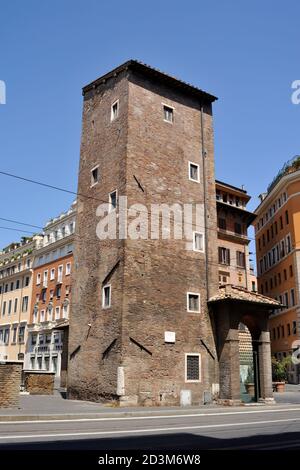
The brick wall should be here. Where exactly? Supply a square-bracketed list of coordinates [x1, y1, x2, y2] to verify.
[68, 66, 219, 405]
[68, 71, 129, 401]
[120, 74, 218, 405]
[24, 371, 55, 394]
[60, 327, 69, 388]
[0, 362, 22, 408]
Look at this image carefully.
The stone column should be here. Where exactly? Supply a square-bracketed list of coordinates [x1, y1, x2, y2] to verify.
[219, 328, 241, 405]
[257, 331, 275, 404]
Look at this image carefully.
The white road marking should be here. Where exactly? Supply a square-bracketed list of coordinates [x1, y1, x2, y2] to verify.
[0, 417, 299, 441]
[1, 406, 300, 425]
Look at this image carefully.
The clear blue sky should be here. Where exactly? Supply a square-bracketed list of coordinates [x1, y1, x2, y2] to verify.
[0, 0, 299, 250]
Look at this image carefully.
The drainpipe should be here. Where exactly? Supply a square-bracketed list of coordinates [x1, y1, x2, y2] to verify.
[200, 103, 210, 300]
[201, 104, 218, 390]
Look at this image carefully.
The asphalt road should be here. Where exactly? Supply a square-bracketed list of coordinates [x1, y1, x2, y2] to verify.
[1, 406, 300, 450]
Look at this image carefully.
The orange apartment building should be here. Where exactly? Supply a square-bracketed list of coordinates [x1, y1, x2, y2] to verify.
[254, 156, 300, 383]
[24, 202, 76, 383]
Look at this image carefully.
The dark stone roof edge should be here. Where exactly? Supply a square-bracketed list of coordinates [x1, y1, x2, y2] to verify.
[82, 59, 218, 103]
[216, 180, 248, 195]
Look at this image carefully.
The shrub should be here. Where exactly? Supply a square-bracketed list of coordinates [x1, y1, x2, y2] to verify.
[272, 356, 292, 382]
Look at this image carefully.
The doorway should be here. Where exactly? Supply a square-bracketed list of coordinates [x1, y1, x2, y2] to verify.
[239, 322, 256, 402]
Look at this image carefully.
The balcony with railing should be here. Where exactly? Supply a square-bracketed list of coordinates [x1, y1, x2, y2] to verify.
[267, 155, 300, 194]
[217, 227, 250, 243]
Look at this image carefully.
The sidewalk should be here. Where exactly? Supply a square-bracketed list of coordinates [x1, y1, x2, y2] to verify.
[1, 387, 300, 422]
[0, 393, 222, 421]
[274, 384, 300, 404]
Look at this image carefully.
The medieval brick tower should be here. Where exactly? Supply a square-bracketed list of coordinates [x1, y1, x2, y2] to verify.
[68, 60, 219, 406]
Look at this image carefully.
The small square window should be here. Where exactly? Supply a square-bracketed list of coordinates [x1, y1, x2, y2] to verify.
[111, 100, 119, 121]
[189, 162, 200, 182]
[102, 285, 111, 308]
[163, 105, 173, 123]
[185, 354, 201, 382]
[187, 292, 200, 313]
[109, 190, 117, 212]
[91, 166, 99, 186]
[193, 232, 204, 252]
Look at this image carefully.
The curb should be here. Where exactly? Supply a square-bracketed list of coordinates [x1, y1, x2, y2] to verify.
[0, 403, 291, 422]
[0, 409, 217, 422]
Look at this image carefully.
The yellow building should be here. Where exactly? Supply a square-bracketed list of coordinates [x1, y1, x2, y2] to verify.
[216, 181, 258, 399]
[0, 235, 42, 364]
[216, 180, 257, 291]
[254, 156, 300, 383]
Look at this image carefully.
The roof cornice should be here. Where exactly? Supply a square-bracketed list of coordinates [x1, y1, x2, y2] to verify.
[254, 169, 300, 215]
[82, 60, 218, 103]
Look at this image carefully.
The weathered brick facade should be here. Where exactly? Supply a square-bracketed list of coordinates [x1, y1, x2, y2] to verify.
[68, 61, 220, 406]
[24, 371, 55, 395]
[0, 362, 22, 408]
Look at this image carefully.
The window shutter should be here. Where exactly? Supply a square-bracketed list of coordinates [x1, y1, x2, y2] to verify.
[226, 249, 230, 265]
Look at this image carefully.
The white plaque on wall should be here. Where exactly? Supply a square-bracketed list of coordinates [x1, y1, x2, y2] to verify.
[164, 331, 176, 343]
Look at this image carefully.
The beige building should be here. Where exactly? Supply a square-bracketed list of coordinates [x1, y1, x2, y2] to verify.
[25, 202, 76, 385]
[216, 181, 258, 398]
[0, 235, 42, 364]
[216, 180, 257, 291]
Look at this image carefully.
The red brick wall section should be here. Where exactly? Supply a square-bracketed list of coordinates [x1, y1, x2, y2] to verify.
[68, 72, 129, 401]
[60, 327, 69, 388]
[68, 68, 219, 406]
[0, 362, 22, 408]
[24, 372, 55, 395]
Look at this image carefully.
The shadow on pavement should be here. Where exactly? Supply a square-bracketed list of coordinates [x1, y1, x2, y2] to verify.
[1, 431, 300, 450]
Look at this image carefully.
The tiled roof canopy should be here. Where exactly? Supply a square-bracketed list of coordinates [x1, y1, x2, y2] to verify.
[208, 284, 282, 307]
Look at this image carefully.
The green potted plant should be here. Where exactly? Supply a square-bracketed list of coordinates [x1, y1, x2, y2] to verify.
[245, 365, 255, 397]
[272, 356, 291, 392]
